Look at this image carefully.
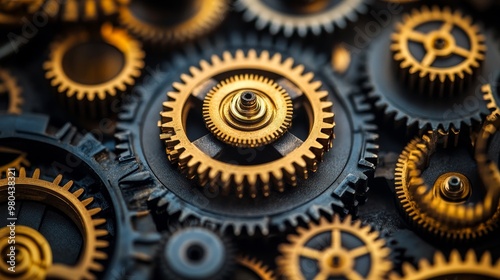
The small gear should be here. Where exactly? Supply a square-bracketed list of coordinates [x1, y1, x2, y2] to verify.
[203, 74, 293, 148]
[234, 0, 370, 37]
[391, 6, 486, 96]
[389, 250, 500, 279]
[44, 23, 144, 118]
[0, 68, 23, 114]
[277, 215, 392, 280]
[0, 168, 109, 280]
[42, 0, 126, 22]
[118, 0, 229, 45]
[0, 0, 43, 25]
[234, 255, 277, 280]
[157, 225, 235, 280]
[159, 49, 334, 198]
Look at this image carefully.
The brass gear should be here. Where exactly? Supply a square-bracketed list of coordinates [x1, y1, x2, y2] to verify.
[276, 215, 392, 280]
[159, 49, 335, 198]
[0, 68, 23, 114]
[0, 0, 43, 25]
[202, 74, 293, 148]
[43, 0, 126, 22]
[391, 6, 486, 96]
[389, 250, 500, 279]
[0, 168, 109, 280]
[118, 0, 229, 45]
[236, 255, 277, 280]
[0, 147, 30, 174]
[44, 23, 144, 117]
[394, 130, 500, 240]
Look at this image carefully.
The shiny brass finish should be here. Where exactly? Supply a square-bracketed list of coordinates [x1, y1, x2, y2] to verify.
[433, 172, 471, 203]
[236, 255, 277, 280]
[44, 0, 125, 22]
[331, 45, 351, 75]
[0, 68, 23, 114]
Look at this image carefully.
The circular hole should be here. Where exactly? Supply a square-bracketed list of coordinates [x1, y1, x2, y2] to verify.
[62, 41, 125, 85]
[433, 38, 447, 50]
[241, 91, 256, 103]
[186, 244, 205, 263]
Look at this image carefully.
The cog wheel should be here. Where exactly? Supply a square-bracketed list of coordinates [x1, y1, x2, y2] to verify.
[44, 23, 144, 118]
[234, 0, 370, 37]
[389, 250, 500, 280]
[203, 74, 293, 148]
[157, 225, 235, 280]
[0, 168, 109, 280]
[0, 146, 30, 174]
[391, 6, 486, 96]
[118, 0, 229, 46]
[42, 0, 126, 22]
[394, 129, 500, 241]
[0, 68, 23, 114]
[277, 215, 392, 280]
[234, 255, 277, 280]
[0, 0, 43, 25]
[116, 33, 378, 235]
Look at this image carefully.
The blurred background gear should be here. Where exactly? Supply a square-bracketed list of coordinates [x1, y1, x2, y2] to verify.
[42, 0, 126, 22]
[277, 215, 392, 280]
[44, 23, 144, 118]
[0, 68, 23, 114]
[234, 0, 371, 37]
[0, 0, 44, 25]
[118, 0, 229, 46]
[233, 256, 276, 280]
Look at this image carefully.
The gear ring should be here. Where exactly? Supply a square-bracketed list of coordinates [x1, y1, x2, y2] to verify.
[203, 74, 293, 148]
[391, 6, 486, 96]
[235, 255, 277, 280]
[160, 49, 334, 198]
[0, 68, 23, 114]
[277, 215, 392, 280]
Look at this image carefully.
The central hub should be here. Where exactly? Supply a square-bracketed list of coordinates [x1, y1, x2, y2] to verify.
[228, 90, 269, 128]
[433, 172, 471, 203]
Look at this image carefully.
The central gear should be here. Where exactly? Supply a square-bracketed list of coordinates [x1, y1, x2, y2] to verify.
[0, 68, 23, 114]
[203, 74, 293, 148]
[277, 215, 392, 280]
[391, 6, 486, 96]
[159, 49, 334, 198]
[0, 168, 109, 280]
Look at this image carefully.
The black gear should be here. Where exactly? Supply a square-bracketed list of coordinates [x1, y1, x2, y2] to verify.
[0, 113, 160, 279]
[157, 224, 235, 280]
[115, 33, 378, 236]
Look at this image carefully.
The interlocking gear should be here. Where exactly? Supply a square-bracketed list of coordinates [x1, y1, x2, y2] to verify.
[391, 6, 486, 96]
[44, 23, 144, 117]
[389, 250, 500, 279]
[277, 215, 392, 280]
[234, 256, 276, 280]
[234, 0, 370, 37]
[159, 49, 334, 198]
[0, 68, 23, 114]
[118, 0, 229, 45]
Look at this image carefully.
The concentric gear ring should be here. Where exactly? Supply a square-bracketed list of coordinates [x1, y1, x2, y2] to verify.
[0, 168, 109, 280]
[391, 6, 486, 96]
[44, 23, 144, 117]
[235, 255, 277, 280]
[234, 0, 370, 37]
[159, 49, 335, 198]
[389, 250, 500, 279]
[277, 215, 392, 280]
[203, 74, 293, 148]
[118, 0, 229, 45]
[0, 68, 23, 114]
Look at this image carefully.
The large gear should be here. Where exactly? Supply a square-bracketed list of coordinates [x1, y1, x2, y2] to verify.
[389, 250, 500, 279]
[234, 0, 371, 37]
[159, 49, 334, 198]
[277, 215, 392, 280]
[116, 34, 378, 235]
[0, 68, 23, 114]
[234, 255, 277, 280]
[44, 23, 144, 118]
[391, 6, 486, 96]
[118, 0, 229, 46]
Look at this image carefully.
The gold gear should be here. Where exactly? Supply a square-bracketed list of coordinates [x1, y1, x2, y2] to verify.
[0, 168, 109, 280]
[394, 130, 500, 240]
[391, 6, 486, 96]
[0, 226, 52, 280]
[0, 0, 43, 25]
[118, 0, 229, 45]
[0, 147, 30, 174]
[0, 68, 23, 114]
[203, 74, 293, 148]
[159, 49, 335, 198]
[236, 255, 277, 280]
[276, 215, 392, 280]
[44, 23, 144, 117]
[43, 0, 126, 22]
[389, 250, 500, 280]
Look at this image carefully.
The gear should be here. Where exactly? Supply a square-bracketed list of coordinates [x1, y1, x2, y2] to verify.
[0, 168, 109, 280]
[389, 250, 500, 279]
[42, 0, 126, 22]
[394, 130, 500, 240]
[391, 6, 486, 96]
[0, 146, 30, 174]
[0, 68, 23, 114]
[0, 0, 43, 25]
[234, 0, 370, 37]
[234, 255, 277, 280]
[203, 74, 293, 148]
[159, 49, 334, 198]
[277, 215, 392, 280]
[157, 225, 235, 280]
[44, 23, 144, 118]
[118, 0, 229, 46]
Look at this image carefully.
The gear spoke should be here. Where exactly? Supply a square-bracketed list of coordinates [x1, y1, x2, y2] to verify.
[407, 30, 427, 43]
[349, 245, 369, 258]
[454, 46, 472, 58]
[191, 78, 218, 107]
[192, 133, 225, 158]
[271, 131, 304, 157]
[299, 247, 324, 260]
[346, 270, 364, 280]
[440, 21, 454, 33]
[421, 51, 436, 67]
[331, 228, 341, 249]
[313, 270, 330, 280]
